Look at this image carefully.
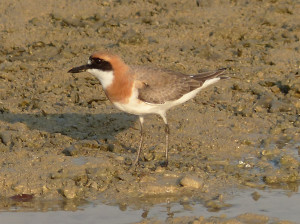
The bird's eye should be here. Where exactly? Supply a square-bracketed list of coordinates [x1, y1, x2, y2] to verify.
[94, 58, 103, 64]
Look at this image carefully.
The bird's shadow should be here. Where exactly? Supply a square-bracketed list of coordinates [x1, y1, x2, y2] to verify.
[0, 111, 137, 141]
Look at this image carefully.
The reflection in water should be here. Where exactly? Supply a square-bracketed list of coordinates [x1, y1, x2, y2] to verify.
[0, 197, 89, 212]
[0, 188, 299, 223]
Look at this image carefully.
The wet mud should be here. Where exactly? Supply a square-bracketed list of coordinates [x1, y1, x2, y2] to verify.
[0, 0, 299, 223]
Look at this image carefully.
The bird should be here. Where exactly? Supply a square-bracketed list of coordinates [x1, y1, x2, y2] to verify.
[68, 51, 228, 166]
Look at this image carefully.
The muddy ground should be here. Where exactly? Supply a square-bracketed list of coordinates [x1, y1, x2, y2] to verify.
[0, 0, 299, 223]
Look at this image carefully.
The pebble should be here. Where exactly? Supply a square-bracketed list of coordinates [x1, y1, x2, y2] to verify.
[144, 152, 155, 161]
[62, 145, 80, 156]
[270, 100, 293, 113]
[251, 191, 261, 201]
[0, 131, 12, 146]
[179, 175, 203, 189]
[204, 200, 231, 212]
[63, 187, 77, 199]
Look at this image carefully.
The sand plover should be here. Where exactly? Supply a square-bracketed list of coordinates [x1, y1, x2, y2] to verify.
[68, 51, 227, 166]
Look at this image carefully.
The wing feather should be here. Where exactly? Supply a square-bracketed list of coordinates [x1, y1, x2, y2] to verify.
[132, 66, 226, 104]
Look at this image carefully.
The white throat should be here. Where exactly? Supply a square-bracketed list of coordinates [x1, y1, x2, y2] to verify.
[87, 69, 114, 89]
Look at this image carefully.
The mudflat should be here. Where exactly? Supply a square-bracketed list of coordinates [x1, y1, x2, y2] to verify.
[0, 0, 299, 223]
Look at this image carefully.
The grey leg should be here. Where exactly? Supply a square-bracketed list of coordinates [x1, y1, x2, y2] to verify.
[133, 116, 144, 166]
[165, 123, 170, 164]
[161, 113, 169, 167]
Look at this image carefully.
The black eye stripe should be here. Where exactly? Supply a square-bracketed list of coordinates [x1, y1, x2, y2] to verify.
[89, 57, 113, 71]
[90, 57, 100, 63]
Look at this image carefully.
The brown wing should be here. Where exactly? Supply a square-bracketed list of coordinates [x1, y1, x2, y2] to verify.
[190, 68, 227, 82]
[132, 66, 226, 104]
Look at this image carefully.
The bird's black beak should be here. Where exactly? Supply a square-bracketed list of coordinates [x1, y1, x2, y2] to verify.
[68, 64, 91, 73]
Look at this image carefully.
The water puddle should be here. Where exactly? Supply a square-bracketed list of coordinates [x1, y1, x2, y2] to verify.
[0, 187, 299, 223]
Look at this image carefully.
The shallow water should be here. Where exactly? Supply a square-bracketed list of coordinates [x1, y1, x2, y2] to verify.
[1, 188, 299, 224]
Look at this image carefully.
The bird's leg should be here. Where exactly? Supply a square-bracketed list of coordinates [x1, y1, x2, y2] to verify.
[133, 116, 144, 166]
[164, 123, 170, 166]
[161, 113, 169, 167]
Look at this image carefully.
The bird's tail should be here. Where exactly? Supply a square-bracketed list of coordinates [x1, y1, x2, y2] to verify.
[191, 68, 229, 82]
